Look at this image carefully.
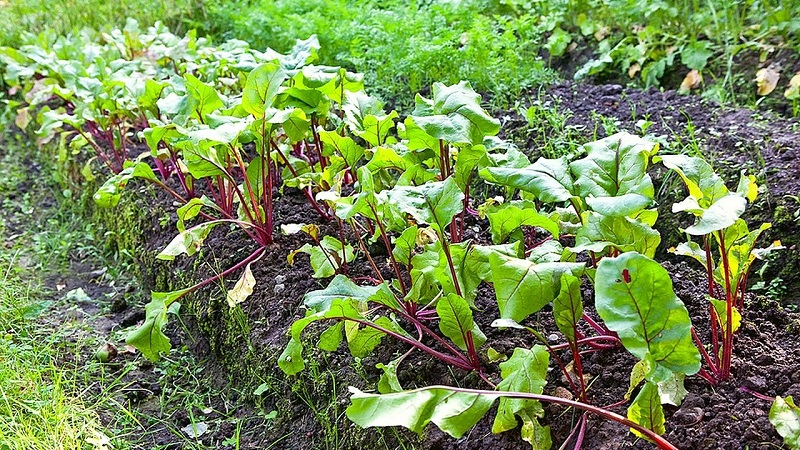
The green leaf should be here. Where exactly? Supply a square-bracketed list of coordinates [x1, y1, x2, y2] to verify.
[453, 145, 486, 191]
[288, 236, 355, 278]
[187, 118, 250, 145]
[658, 154, 729, 207]
[670, 241, 711, 270]
[518, 411, 552, 450]
[278, 337, 305, 375]
[388, 178, 464, 232]
[489, 253, 584, 323]
[770, 396, 800, 448]
[280, 293, 372, 375]
[571, 212, 661, 258]
[343, 91, 383, 130]
[176, 198, 209, 232]
[346, 386, 497, 438]
[464, 242, 524, 283]
[679, 194, 747, 236]
[436, 293, 485, 352]
[736, 172, 758, 203]
[157, 222, 219, 261]
[625, 359, 649, 401]
[545, 27, 572, 57]
[681, 41, 713, 71]
[92, 162, 157, 208]
[406, 243, 441, 304]
[242, 61, 287, 117]
[346, 317, 392, 358]
[392, 226, 419, 269]
[354, 111, 399, 147]
[280, 108, 310, 143]
[482, 157, 575, 204]
[401, 116, 440, 151]
[126, 288, 189, 361]
[303, 275, 383, 312]
[715, 220, 774, 291]
[595, 253, 701, 380]
[185, 74, 224, 121]
[486, 201, 560, 244]
[376, 359, 403, 394]
[627, 382, 666, 440]
[318, 322, 344, 352]
[552, 274, 583, 342]
[528, 240, 566, 264]
[93, 170, 133, 208]
[409, 81, 500, 146]
[319, 130, 364, 170]
[657, 372, 688, 407]
[569, 132, 658, 217]
[492, 347, 550, 437]
[137, 79, 167, 113]
[273, 35, 320, 70]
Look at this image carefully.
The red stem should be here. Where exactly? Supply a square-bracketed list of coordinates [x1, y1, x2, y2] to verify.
[368, 202, 407, 296]
[426, 386, 680, 450]
[717, 230, 734, 381]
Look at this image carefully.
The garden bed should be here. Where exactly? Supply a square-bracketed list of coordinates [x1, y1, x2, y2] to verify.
[3, 22, 799, 449]
[80, 80, 800, 450]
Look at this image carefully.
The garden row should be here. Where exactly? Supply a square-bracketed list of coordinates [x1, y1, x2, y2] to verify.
[1, 23, 798, 449]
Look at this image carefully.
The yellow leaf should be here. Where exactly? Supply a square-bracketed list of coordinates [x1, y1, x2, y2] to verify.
[679, 69, 703, 93]
[785, 73, 800, 100]
[14, 107, 31, 130]
[594, 26, 610, 41]
[756, 68, 780, 96]
[301, 223, 319, 240]
[226, 263, 256, 307]
[628, 63, 641, 78]
[416, 226, 438, 246]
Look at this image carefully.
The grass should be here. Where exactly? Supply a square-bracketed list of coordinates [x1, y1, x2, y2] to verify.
[0, 258, 122, 450]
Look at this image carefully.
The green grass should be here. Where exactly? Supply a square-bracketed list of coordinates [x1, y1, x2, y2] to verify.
[0, 260, 123, 450]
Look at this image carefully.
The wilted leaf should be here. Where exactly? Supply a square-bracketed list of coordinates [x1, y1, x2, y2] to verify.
[679, 70, 703, 94]
[785, 73, 800, 100]
[756, 68, 780, 96]
[226, 263, 256, 307]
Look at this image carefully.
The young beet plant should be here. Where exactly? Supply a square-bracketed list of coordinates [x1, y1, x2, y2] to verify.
[661, 155, 782, 384]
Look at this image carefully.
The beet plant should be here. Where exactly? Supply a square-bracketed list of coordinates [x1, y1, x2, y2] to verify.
[402, 81, 501, 242]
[660, 155, 782, 384]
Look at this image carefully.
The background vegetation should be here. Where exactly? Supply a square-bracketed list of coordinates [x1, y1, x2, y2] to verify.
[1, 0, 798, 110]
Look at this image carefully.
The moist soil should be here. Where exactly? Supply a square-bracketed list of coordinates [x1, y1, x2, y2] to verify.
[21, 81, 800, 449]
